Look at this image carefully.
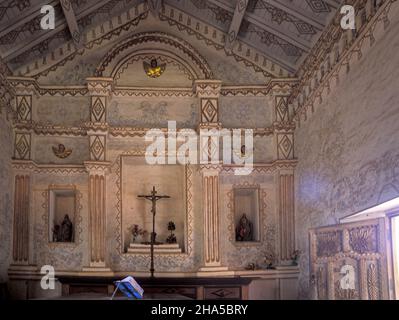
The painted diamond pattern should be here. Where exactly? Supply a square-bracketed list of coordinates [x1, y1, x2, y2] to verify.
[278, 134, 293, 159]
[92, 97, 105, 122]
[294, 21, 316, 35]
[276, 97, 288, 121]
[200, 136, 218, 161]
[306, 0, 330, 13]
[17, 96, 31, 120]
[203, 100, 217, 122]
[90, 136, 104, 160]
[15, 134, 30, 159]
[211, 288, 233, 298]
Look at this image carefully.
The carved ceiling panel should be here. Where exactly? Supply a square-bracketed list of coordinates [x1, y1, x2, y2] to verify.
[0, 0, 342, 77]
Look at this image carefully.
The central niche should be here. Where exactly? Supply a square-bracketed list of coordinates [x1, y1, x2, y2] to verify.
[121, 156, 188, 253]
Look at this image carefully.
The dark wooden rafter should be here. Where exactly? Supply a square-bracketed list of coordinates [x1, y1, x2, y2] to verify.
[163, 0, 297, 73]
[60, 0, 83, 48]
[265, 0, 325, 29]
[225, 0, 249, 51]
[147, 0, 162, 17]
[322, 0, 340, 9]
[0, 0, 59, 38]
[0, 0, 342, 75]
[209, 0, 312, 52]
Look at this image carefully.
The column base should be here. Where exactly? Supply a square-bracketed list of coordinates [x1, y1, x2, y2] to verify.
[82, 261, 111, 273]
[82, 267, 112, 273]
[197, 266, 233, 277]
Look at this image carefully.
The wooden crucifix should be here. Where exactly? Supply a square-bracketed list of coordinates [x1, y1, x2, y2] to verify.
[138, 186, 170, 278]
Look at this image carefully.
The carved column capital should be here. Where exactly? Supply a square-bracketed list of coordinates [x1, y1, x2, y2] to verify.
[86, 77, 114, 96]
[193, 80, 222, 98]
[7, 77, 37, 96]
[199, 163, 222, 175]
[194, 80, 222, 130]
[84, 161, 111, 176]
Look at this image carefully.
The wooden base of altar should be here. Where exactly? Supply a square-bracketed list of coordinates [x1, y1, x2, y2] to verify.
[58, 276, 252, 300]
[7, 267, 300, 300]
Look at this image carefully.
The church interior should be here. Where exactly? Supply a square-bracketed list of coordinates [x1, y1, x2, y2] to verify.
[0, 0, 398, 300]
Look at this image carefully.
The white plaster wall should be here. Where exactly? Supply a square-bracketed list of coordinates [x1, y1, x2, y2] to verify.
[0, 112, 13, 282]
[294, 8, 399, 299]
[220, 96, 273, 128]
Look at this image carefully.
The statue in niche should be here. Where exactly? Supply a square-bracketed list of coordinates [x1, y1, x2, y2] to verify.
[60, 214, 73, 242]
[236, 213, 253, 242]
[52, 224, 61, 242]
[166, 221, 177, 244]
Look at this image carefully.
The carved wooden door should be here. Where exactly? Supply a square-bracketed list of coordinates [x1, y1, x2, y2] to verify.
[309, 218, 390, 300]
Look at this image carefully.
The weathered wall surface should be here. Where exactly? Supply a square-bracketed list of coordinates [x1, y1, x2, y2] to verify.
[294, 8, 399, 298]
[0, 112, 13, 281]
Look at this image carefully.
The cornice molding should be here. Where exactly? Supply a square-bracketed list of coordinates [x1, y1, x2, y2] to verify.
[12, 120, 294, 138]
[11, 160, 87, 174]
[221, 160, 298, 174]
[7, 76, 298, 97]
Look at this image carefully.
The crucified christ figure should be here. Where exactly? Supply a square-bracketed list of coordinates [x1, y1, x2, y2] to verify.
[138, 186, 170, 278]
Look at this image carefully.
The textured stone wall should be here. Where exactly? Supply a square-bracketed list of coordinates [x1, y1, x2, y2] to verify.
[294, 10, 399, 299]
[0, 112, 13, 281]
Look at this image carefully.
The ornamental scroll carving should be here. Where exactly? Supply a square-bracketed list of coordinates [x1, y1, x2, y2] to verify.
[367, 262, 380, 300]
[348, 225, 378, 254]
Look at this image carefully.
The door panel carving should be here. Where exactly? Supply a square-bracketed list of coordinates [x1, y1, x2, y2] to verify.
[309, 218, 389, 300]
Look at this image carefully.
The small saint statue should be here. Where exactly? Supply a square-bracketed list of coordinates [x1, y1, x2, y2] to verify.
[236, 213, 253, 241]
[60, 214, 73, 242]
[52, 224, 61, 242]
[166, 221, 177, 244]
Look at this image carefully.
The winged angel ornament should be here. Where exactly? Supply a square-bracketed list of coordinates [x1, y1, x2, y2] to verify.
[52, 144, 72, 159]
[143, 59, 166, 78]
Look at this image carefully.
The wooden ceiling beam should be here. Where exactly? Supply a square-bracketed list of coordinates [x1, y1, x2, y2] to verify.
[225, 0, 249, 51]
[147, 0, 162, 17]
[166, 1, 297, 73]
[60, 0, 83, 48]
[322, 0, 340, 10]
[266, 0, 325, 30]
[0, 0, 60, 38]
[4, 0, 114, 62]
[209, 0, 311, 52]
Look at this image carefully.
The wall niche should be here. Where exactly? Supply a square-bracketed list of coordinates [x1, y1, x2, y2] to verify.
[48, 186, 76, 243]
[234, 187, 261, 243]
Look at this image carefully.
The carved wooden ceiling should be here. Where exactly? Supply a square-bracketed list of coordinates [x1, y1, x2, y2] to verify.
[0, 0, 342, 78]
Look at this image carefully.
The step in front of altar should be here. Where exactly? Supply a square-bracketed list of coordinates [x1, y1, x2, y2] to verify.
[127, 243, 182, 254]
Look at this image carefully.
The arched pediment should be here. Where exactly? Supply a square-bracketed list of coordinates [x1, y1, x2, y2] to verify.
[95, 32, 213, 86]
